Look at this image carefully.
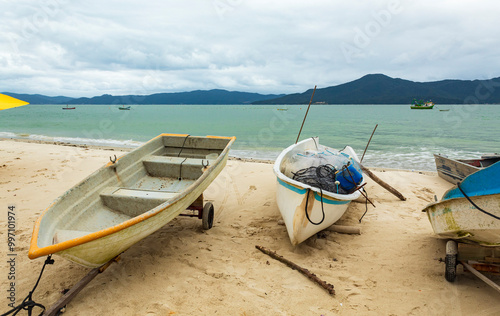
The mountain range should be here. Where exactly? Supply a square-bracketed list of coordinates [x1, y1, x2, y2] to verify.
[4, 74, 500, 105]
[253, 74, 500, 104]
[3, 90, 284, 105]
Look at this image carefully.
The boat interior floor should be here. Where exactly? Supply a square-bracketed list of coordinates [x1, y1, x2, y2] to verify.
[51, 154, 214, 244]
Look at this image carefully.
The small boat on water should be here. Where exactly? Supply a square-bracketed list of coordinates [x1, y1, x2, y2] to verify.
[62, 105, 76, 110]
[29, 133, 235, 267]
[434, 153, 500, 184]
[119, 105, 131, 110]
[423, 161, 500, 246]
[273, 137, 365, 245]
[411, 99, 434, 109]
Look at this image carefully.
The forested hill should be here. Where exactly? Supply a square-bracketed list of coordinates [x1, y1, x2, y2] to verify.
[252, 74, 500, 104]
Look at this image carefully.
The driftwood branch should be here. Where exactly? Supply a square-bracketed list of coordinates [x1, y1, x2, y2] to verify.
[255, 245, 335, 295]
[359, 164, 406, 201]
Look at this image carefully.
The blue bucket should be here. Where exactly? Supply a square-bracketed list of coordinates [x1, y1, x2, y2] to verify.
[337, 162, 363, 192]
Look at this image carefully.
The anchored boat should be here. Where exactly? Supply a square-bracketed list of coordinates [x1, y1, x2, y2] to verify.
[273, 137, 365, 245]
[411, 99, 434, 109]
[29, 134, 235, 267]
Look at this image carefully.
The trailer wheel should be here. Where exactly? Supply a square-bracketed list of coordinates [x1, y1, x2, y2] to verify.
[445, 240, 458, 282]
[202, 202, 214, 230]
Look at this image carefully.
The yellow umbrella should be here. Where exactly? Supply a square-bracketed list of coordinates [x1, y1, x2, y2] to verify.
[0, 93, 29, 111]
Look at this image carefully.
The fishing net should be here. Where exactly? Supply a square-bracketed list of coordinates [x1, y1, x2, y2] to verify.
[292, 164, 339, 193]
[286, 145, 363, 194]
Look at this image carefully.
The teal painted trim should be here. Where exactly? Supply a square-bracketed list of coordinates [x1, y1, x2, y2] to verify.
[314, 193, 350, 205]
[277, 177, 350, 205]
[277, 177, 307, 194]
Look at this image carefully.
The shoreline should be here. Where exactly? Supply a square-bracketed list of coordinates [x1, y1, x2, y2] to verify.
[0, 137, 437, 175]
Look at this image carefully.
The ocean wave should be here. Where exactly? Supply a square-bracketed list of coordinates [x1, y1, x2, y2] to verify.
[0, 132, 143, 148]
[1, 132, 490, 172]
[230, 149, 281, 161]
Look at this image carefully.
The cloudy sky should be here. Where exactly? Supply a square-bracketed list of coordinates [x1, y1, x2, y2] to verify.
[1, 0, 500, 97]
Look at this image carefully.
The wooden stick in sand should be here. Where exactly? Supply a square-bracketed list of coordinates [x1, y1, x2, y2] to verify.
[359, 164, 407, 201]
[361, 124, 378, 163]
[255, 245, 335, 295]
[295, 85, 317, 144]
[326, 225, 361, 235]
[357, 124, 406, 201]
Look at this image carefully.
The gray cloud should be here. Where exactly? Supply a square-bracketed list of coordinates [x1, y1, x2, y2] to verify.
[1, 0, 500, 97]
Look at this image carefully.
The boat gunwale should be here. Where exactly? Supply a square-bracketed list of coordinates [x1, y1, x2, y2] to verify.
[423, 191, 500, 216]
[272, 137, 363, 202]
[28, 133, 236, 259]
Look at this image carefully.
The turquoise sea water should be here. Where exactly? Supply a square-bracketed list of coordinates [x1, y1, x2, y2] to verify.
[1, 104, 498, 171]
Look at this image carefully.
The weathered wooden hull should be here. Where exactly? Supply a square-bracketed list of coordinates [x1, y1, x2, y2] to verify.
[434, 154, 500, 184]
[273, 137, 364, 245]
[29, 134, 235, 267]
[434, 154, 480, 184]
[423, 194, 500, 246]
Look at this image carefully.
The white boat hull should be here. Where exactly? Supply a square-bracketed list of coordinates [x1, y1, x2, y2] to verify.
[273, 137, 364, 245]
[276, 178, 353, 245]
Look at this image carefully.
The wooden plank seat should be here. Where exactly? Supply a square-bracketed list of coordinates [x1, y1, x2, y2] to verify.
[142, 155, 214, 179]
[100, 187, 178, 217]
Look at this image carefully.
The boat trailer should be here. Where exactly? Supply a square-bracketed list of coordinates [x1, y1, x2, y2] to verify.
[444, 240, 500, 294]
[178, 193, 215, 230]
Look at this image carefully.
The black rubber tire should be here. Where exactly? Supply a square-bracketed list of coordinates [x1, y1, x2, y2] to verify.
[445, 254, 457, 282]
[445, 240, 458, 282]
[202, 202, 214, 230]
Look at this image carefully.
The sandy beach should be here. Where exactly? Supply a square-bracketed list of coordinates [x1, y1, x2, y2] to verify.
[1, 139, 499, 315]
